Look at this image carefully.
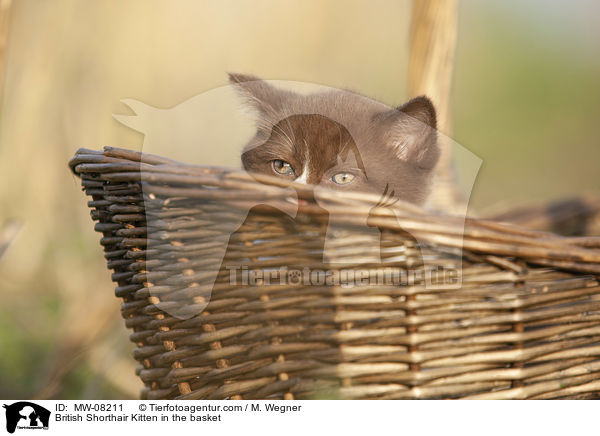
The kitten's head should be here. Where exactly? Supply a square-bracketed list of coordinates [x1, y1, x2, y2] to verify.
[229, 73, 439, 205]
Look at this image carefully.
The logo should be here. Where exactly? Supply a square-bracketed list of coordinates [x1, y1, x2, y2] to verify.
[114, 78, 481, 319]
[2, 402, 50, 434]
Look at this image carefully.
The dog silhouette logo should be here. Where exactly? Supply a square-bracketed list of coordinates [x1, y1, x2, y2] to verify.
[3, 402, 50, 433]
[113, 79, 481, 319]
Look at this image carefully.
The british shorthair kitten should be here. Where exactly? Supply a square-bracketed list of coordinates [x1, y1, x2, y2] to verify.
[229, 73, 439, 206]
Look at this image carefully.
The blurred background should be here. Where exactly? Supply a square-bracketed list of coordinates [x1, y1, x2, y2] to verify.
[0, 0, 598, 399]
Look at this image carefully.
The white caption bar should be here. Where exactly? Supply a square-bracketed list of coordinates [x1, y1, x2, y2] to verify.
[1, 400, 596, 435]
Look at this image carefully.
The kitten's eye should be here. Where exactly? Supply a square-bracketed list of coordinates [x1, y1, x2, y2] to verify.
[331, 172, 356, 185]
[272, 159, 295, 176]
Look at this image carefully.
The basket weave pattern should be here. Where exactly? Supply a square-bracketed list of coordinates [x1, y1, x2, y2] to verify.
[70, 147, 600, 399]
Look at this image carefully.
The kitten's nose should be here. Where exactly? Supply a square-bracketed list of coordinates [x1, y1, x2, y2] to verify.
[294, 172, 309, 184]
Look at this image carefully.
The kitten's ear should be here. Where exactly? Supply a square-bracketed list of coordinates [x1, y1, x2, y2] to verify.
[228, 72, 294, 119]
[398, 96, 437, 131]
[382, 96, 439, 170]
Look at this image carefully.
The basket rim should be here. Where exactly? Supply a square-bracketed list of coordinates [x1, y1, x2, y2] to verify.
[70, 146, 600, 275]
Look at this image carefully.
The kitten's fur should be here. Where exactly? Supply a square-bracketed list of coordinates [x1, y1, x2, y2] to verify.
[230, 73, 439, 205]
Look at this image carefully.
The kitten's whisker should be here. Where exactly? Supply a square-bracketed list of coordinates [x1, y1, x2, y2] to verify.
[272, 123, 295, 150]
[285, 116, 296, 144]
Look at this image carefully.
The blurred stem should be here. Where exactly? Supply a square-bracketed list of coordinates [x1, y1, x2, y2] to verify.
[0, 220, 20, 259]
[0, 0, 11, 99]
[408, 0, 463, 210]
[409, 0, 457, 134]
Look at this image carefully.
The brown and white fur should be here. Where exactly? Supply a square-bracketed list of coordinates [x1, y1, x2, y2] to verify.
[229, 73, 439, 206]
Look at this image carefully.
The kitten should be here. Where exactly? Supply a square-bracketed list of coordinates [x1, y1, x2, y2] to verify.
[229, 73, 439, 206]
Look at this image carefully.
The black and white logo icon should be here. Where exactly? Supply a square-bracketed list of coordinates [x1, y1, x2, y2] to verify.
[2, 402, 50, 434]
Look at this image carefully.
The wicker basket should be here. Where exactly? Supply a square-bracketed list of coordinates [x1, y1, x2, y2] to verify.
[69, 146, 600, 400]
